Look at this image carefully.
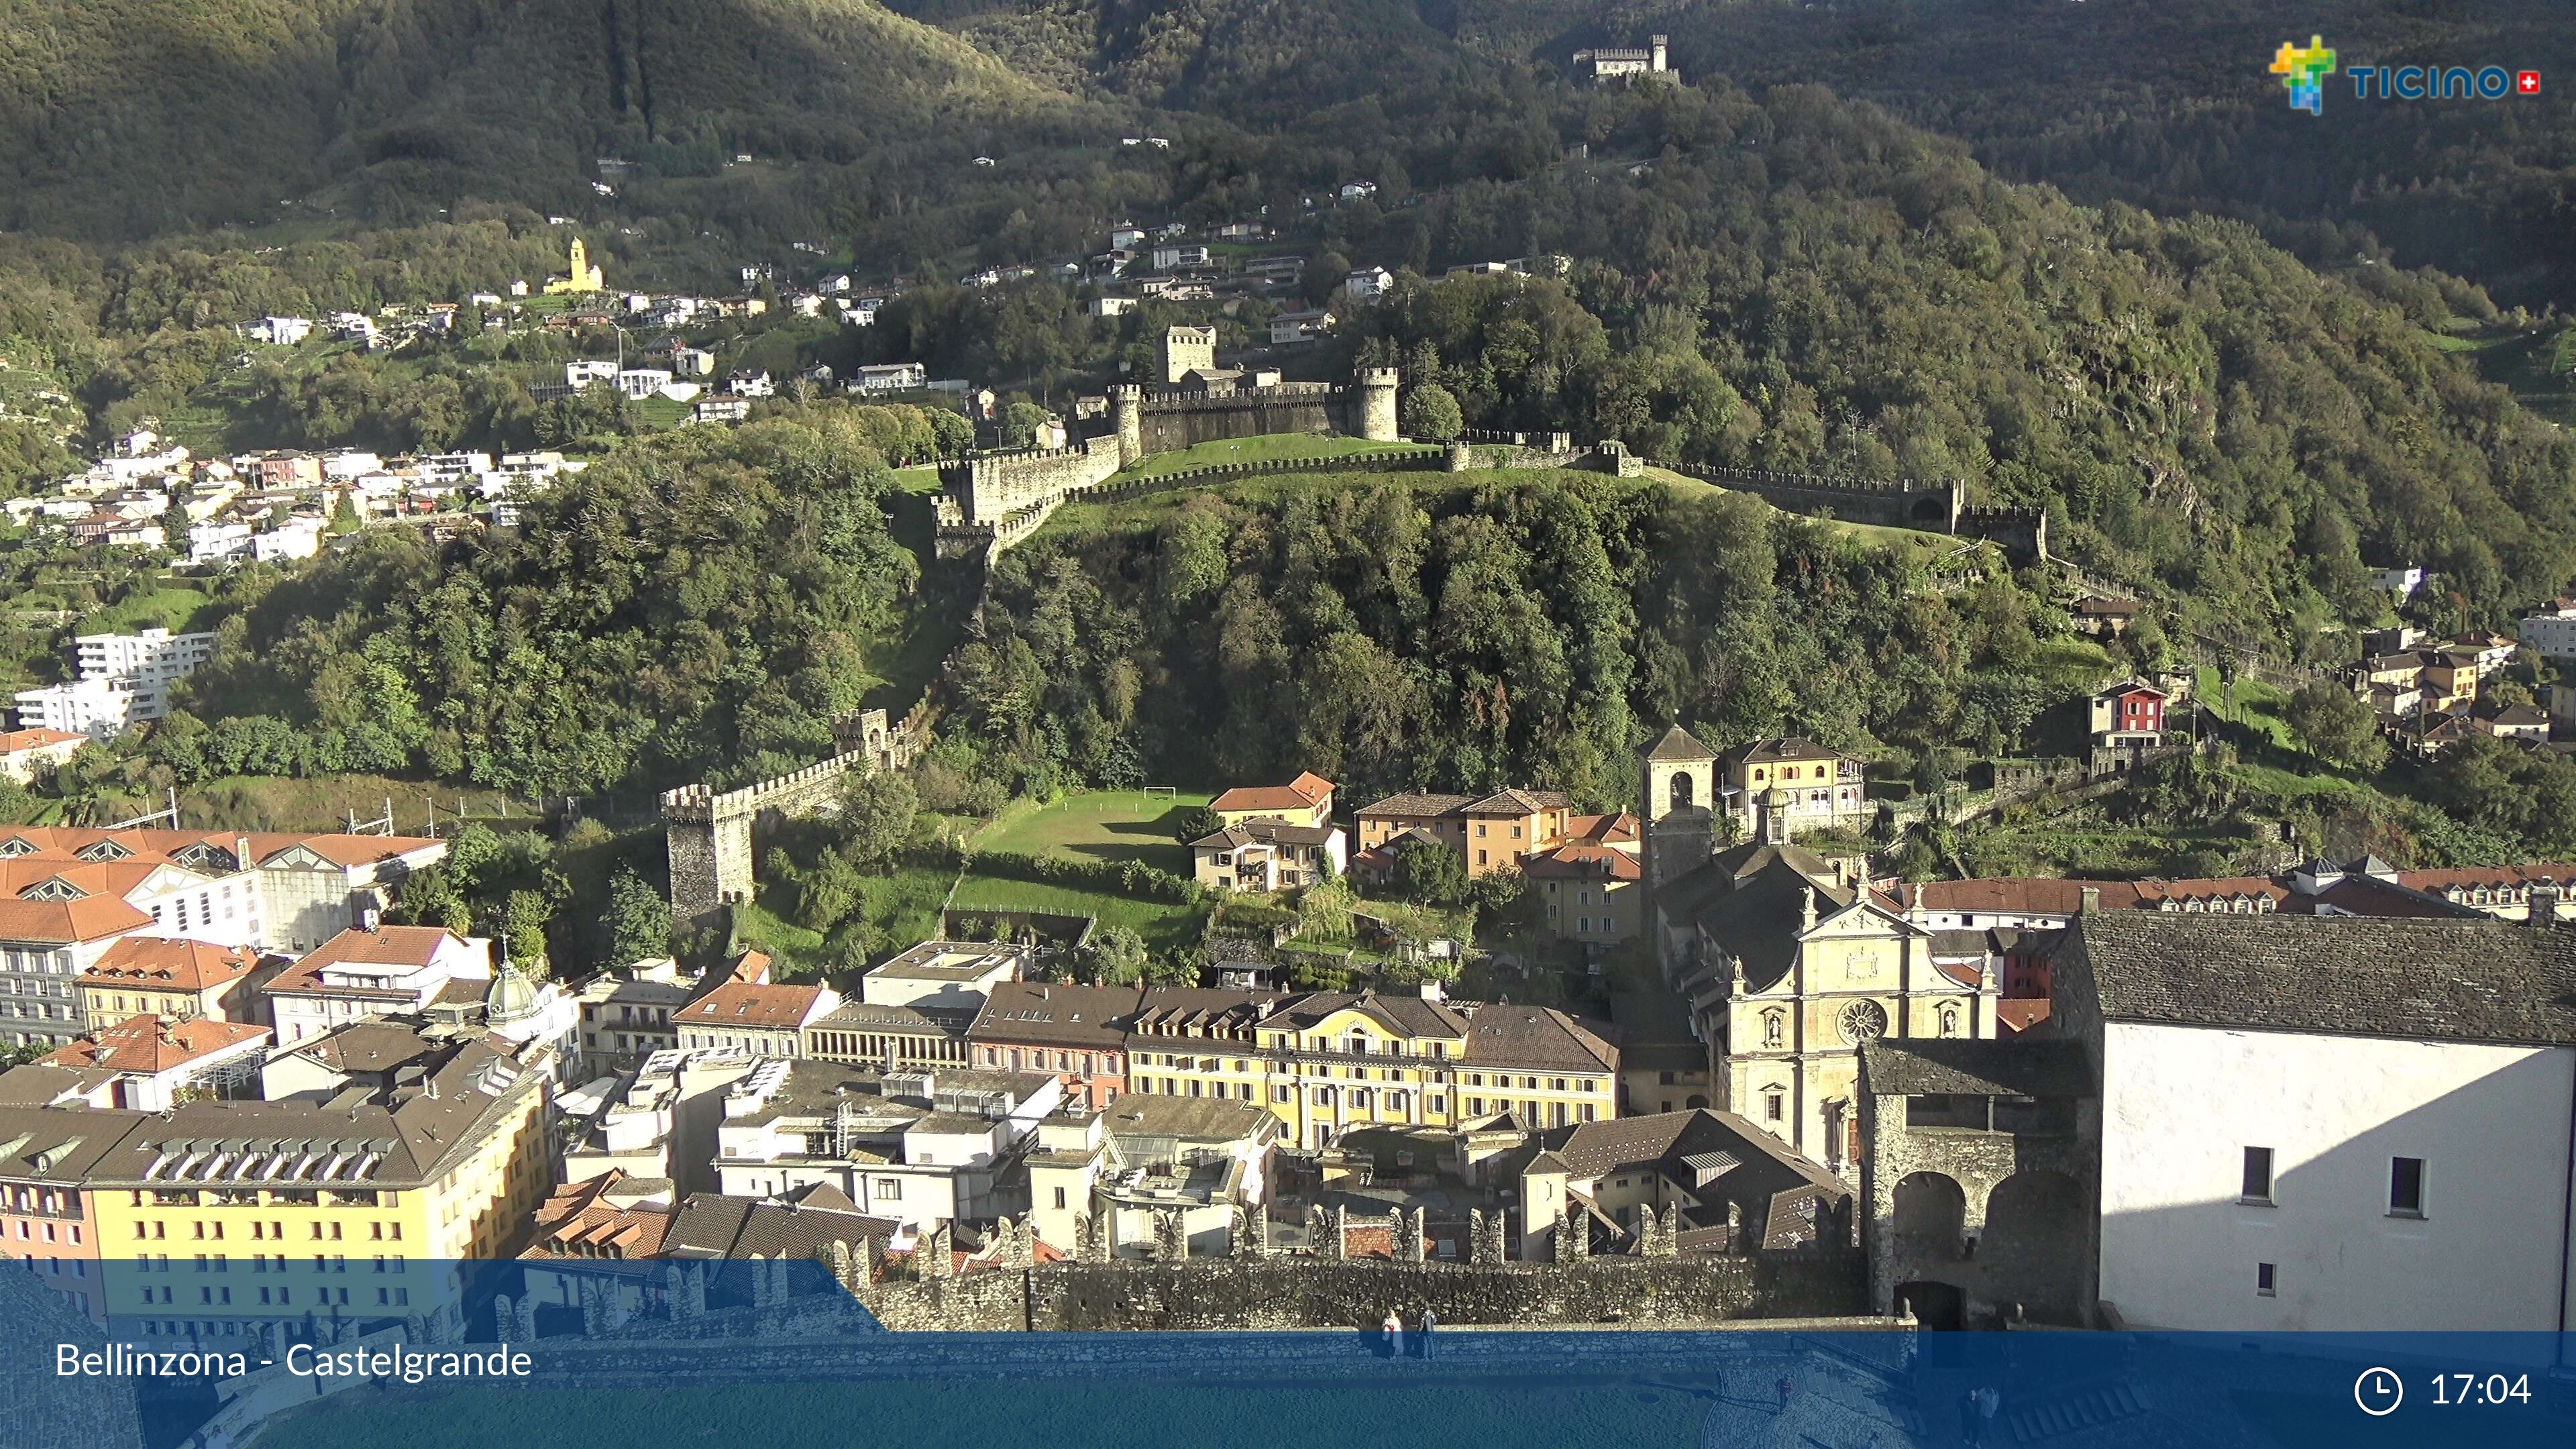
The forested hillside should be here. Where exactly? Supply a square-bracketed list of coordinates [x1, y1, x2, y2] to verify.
[0, 0, 1108, 237]
[162, 411, 921, 797]
[1443, 0, 2576, 307]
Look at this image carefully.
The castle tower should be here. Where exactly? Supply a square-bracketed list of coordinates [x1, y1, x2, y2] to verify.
[1642, 724, 1718, 888]
[1161, 325, 1216, 385]
[1358, 367, 1400, 441]
[1111, 384, 1144, 468]
[1651, 34, 1668, 73]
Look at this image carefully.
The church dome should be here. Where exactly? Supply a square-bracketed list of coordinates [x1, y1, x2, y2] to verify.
[485, 957, 540, 1025]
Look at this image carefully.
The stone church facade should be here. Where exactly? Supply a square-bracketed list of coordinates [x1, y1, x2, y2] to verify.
[1638, 724, 2000, 1178]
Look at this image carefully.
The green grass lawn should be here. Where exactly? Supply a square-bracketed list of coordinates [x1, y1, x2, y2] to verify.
[1116, 435, 1424, 480]
[78, 579, 217, 637]
[889, 464, 944, 494]
[2440, 323, 2576, 427]
[971, 788, 1213, 875]
[947, 871, 1208, 951]
[2196, 665, 2296, 749]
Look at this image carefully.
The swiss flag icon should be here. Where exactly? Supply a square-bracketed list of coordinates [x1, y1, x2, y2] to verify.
[2518, 70, 2542, 94]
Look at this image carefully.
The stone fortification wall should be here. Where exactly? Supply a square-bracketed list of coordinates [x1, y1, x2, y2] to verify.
[661, 708, 918, 924]
[1138, 383, 1341, 453]
[861, 1253, 1866, 1332]
[947, 434, 1124, 526]
[1662, 462, 1962, 532]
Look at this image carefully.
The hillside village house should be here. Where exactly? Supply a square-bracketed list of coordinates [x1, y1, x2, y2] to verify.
[1526, 841, 1642, 945]
[1355, 788, 1575, 877]
[1121, 986, 1618, 1148]
[264, 924, 494, 1045]
[1189, 819, 1346, 892]
[1211, 772, 1336, 828]
[2088, 680, 2167, 747]
[1718, 737, 1872, 843]
[0, 728, 85, 783]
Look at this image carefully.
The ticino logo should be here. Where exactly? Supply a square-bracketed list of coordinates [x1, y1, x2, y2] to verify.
[2271, 35, 2539, 115]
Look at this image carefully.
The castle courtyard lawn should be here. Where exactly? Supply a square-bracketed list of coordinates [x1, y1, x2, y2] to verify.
[971, 789, 1212, 876]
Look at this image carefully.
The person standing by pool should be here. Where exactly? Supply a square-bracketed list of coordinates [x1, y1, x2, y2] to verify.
[1417, 1309, 1436, 1360]
[1383, 1309, 1404, 1358]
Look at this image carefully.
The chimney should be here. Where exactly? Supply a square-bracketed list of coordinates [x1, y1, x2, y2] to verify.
[2079, 887, 2101, 916]
[2528, 879, 2561, 928]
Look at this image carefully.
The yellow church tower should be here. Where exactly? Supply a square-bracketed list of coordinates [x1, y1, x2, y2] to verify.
[544, 235, 604, 295]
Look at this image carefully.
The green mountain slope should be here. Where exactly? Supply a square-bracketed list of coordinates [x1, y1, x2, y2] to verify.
[0, 0, 1105, 236]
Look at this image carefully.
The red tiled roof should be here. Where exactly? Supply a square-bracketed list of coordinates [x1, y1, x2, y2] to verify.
[1212, 772, 1335, 814]
[1568, 812, 1639, 845]
[267, 925, 474, 996]
[683, 980, 825, 1030]
[0, 729, 85, 754]
[43, 1014, 268, 1075]
[0, 894, 153, 943]
[80, 937, 258, 991]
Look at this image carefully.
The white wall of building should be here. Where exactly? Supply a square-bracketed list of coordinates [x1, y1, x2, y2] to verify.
[2097, 1020, 2576, 1338]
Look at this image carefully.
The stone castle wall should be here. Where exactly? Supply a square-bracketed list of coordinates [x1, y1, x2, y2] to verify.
[1663, 463, 1962, 533]
[662, 708, 916, 924]
[1138, 384, 1340, 453]
[861, 1254, 1866, 1332]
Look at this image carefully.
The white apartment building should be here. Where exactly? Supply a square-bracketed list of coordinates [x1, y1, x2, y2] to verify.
[713, 1060, 1061, 1229]
[15, 627, 217, 738]
[2518, 598, 2576, 661]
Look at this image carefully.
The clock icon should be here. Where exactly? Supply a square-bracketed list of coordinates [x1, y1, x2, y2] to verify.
[2354, 1366, 2403, 1417]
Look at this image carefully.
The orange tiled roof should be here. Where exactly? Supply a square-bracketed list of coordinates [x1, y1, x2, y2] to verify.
[42, 1014, 268, 1075]
[267, 925, 474, 996]
[1212, 771, 1336, 814]
[80, 937, 259, 991]
[0, 894, 153, 944]
[0, 729, 85, 754]
[682, 979, 825, 1030]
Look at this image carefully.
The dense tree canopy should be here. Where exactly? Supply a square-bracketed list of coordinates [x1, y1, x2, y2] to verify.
[177, 412, 919, 796]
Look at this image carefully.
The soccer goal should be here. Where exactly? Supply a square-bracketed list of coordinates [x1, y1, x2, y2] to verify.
[1144, 785, 1179, 800]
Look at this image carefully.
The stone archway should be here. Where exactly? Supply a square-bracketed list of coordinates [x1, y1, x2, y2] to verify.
[1980, 1169, 2087, 1324]
[1892, 1171, 1968, 1261]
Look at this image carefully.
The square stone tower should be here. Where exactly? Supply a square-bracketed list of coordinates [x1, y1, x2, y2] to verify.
[1641, 723, 1719, 888]
[1161, 325, 1218, 385]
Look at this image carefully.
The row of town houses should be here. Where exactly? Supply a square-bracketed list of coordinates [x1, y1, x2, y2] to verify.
[9, 429, 588, 554]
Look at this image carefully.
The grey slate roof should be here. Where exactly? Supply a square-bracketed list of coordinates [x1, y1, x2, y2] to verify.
[2063, 912, 2576, 1046]
[1656, 841, 1854, 991]
[1644, 725, 1717, 763]
[1859, 1038, 2094, 1098]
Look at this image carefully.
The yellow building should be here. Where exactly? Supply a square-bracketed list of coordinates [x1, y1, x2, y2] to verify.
[1527, 842, 1643, 945]
[543, 236, 604, 295]
[1120, 987, 1617, 1150]
[85, 1036, 549, 1345]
